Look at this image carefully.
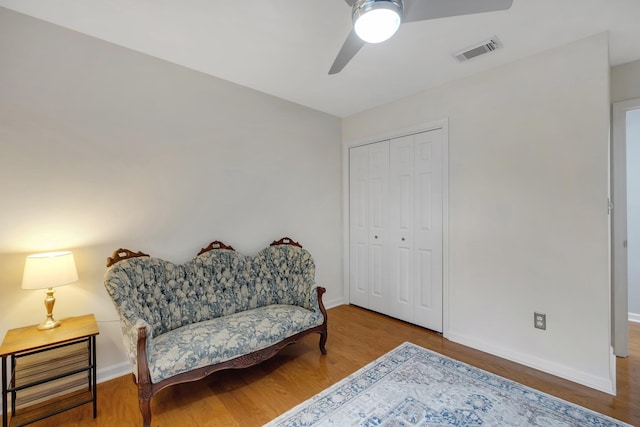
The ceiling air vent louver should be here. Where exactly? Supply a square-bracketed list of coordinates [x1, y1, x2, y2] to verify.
[454, 37, 502, 62]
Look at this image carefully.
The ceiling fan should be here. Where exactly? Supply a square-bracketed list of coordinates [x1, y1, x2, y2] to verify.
[329, 0, 514, 74]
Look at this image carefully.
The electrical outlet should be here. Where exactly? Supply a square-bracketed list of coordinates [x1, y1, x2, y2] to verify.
[534, 312, 546, 330]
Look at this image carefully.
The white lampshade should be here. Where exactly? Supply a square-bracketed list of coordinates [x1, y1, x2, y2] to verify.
[22, 251, 79, 290]
[353, 0, 402, 44]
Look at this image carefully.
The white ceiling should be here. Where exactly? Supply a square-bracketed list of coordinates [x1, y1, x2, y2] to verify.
[1, 0, 639, 117]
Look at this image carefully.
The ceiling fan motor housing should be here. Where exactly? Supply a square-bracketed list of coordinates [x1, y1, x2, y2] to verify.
[352, 0, 404, 22]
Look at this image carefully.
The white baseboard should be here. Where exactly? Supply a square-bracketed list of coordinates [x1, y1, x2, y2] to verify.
[97, 361, 131, 383]
[324, 297, 346, 309]
[446, 330, 616, 395]
[629, 312, 640, 323]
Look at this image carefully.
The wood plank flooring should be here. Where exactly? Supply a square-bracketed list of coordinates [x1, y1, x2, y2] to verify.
[21, 305, 640, 426]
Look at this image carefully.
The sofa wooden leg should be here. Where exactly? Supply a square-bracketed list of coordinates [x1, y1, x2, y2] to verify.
[139, 396, 152, 427]
[138, 384, 153, 427]
[319, 329, 328, 354]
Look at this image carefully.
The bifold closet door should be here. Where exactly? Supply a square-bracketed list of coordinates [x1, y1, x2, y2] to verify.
[349, 141, 389, 313]
[389, 136, 415, 324]
[413, 130, 443, 332]
[389, 130, 444, 332]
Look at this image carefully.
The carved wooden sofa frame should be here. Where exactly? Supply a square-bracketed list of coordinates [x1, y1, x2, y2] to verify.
[105, 237, 328, 427]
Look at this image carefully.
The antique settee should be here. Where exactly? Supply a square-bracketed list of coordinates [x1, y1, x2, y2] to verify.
[103, 238, 328, 426]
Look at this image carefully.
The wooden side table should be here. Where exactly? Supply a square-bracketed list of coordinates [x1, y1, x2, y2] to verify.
[1, 314, 99, 427]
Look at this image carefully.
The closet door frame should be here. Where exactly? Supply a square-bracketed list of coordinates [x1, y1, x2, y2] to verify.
[343, 118, 450, 336]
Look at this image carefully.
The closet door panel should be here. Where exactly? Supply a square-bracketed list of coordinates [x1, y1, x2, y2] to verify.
[399, 175, 412, 230]
[416, 248, 434, 309]
[370, 244, 385, 301]
[349, 145, 370, 308]
[392, 245, 413, 322]
[367, 141, 390, 313]
[414, 130, 444, 331]
[389, 136, 414, 321]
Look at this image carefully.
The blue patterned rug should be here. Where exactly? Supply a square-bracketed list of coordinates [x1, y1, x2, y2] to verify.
[265, 342, 630, 427]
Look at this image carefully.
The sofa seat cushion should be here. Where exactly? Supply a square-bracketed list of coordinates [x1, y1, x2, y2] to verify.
[149, 304, 324, 383]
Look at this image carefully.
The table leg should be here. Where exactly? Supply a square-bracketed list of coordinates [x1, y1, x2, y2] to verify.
[2, 356, 7, 427]
[92, 337, 97, 418]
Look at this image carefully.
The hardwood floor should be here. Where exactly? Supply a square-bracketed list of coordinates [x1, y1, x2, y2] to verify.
[22, 305, 640, 426]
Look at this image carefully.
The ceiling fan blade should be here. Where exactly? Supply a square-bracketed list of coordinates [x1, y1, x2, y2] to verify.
[403, 0, 513, 23]
[329, 29, 366, 75]
[343, 0, 358, 6]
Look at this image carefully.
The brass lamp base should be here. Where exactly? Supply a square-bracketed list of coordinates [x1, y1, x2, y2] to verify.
[37, 287, 62, 330]
[37, 316, 61, 330]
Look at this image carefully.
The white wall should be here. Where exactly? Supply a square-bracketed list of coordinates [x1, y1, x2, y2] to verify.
[0, 8, 343, 380]
[626, 109, 640, 320]
[344, 34, 613, 393]
[611, 59, 640, 103]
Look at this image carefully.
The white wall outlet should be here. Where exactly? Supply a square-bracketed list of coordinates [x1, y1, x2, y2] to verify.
[534, 312, 546, 330]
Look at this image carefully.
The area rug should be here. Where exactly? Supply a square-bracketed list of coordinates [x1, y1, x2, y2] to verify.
[265, 342, 630, 427]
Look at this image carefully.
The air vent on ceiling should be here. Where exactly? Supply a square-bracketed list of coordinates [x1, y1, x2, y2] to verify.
[453, 36, 502, 62]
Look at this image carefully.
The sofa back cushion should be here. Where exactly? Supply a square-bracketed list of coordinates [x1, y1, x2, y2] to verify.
[251, 244, 316, 308]
[104, 244, 316, 337]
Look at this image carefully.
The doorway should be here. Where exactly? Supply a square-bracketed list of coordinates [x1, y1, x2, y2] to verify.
[612, 98, 640, 357]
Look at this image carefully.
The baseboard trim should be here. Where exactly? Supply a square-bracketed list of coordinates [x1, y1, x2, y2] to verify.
[446, 330, 616, 395]
[629, 312, 640, 323]
[324, 297, 345, 309]
[97, 361, 131, 384]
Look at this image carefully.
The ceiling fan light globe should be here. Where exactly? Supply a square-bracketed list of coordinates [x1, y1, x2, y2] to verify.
[354, 9, 401, 43]
[352, 0, 403, 44]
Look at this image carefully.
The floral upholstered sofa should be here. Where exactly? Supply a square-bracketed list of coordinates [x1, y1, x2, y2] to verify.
[103, 238, 327, 427]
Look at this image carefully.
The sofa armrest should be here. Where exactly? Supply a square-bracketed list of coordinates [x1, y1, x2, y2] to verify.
[311, 286, 328, 324]
[118, 316, 154, 382]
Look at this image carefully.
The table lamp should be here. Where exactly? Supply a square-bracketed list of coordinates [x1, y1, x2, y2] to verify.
[21, 251, 79, 330]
